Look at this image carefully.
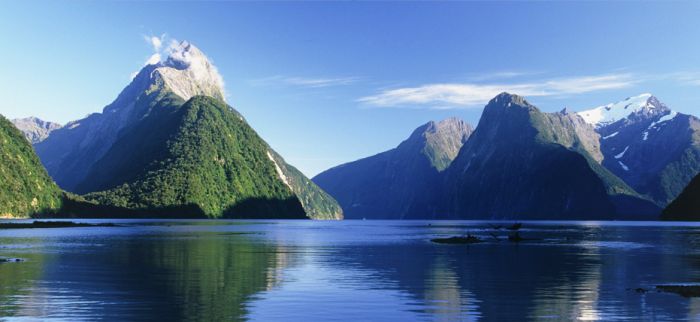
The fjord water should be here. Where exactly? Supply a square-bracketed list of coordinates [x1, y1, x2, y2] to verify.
[1, 220, 699, 321]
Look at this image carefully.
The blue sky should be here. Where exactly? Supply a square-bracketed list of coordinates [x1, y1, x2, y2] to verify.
[2, 2, 700, 176]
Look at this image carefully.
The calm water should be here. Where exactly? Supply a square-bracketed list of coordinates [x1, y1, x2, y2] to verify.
[2, 220, 700, 321]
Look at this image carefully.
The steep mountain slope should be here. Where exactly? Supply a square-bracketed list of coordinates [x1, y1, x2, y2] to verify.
[79, 96, 307, 219]
[314, 118, 473, 219]
[662, 173, 700, 220]
[11, 117, 62, 144]
[266, 150, 343, 220]
[579, 94, 700, 206]
[74, 95, 341, 219]
[444, 93, 659, 220]
[0, 115, 63, 218]
[35, 41, 225, 191]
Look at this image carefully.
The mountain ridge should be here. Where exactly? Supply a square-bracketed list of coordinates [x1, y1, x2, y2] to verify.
[313, 118, 473, 219]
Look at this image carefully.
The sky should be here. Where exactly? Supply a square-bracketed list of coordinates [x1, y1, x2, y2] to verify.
[2, 1, 700, 177]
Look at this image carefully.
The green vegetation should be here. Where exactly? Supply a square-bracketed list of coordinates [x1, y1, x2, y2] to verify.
[267, 150, 343, 219]
[82, 96, 308, 219]
[0, 115, 63, 218]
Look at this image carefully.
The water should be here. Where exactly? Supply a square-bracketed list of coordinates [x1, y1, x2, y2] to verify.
[1, 220, 700, 321]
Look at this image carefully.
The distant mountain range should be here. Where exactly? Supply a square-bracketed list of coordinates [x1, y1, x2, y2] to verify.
[11, 117, 62, 144]
[3, 41, 342, 219]
[315, 93, 700, 220]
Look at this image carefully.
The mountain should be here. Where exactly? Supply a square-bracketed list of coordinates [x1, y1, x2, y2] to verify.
[662, 173, 700, 220]
[34, 41, 342, 219]
[11, 117, 62, 144]
[0, 115, 63, 218]
[578, 94, 700, 206]
[313, 118, 473, 219]
[77, 96, 305, 218]
[35, 41, 225, 191]
[443, 93, 659, 220]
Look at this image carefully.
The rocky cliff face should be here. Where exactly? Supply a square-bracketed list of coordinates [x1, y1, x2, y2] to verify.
[11, 117, 62, 144]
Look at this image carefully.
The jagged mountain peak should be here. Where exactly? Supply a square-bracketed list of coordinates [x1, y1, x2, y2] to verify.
[154, 41, 226, 102]
[480, 92, 539, 122]
[578, 93, 670, 128]
[490, 92, 532, 107]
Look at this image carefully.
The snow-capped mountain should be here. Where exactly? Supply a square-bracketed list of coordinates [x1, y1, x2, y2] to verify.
[443, 93, 657, 219]
[579, 94, 700, 206]
[11, 117, 62, 144]
[578, 93, 666, 128]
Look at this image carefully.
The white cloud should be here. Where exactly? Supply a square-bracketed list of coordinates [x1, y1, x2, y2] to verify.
[358, 73, 637, 109]
[144, 35, 163, 52]
[131, 34, 167, 79]
[252, 75, 359, 88]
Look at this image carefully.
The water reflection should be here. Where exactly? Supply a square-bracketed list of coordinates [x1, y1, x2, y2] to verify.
[2, 221, 700, 321]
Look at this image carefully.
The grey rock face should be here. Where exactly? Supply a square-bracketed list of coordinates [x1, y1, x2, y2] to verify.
[11, 117, 62, 144]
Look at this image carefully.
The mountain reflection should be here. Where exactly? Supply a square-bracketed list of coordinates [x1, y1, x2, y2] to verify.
[0, 232, 289, 321]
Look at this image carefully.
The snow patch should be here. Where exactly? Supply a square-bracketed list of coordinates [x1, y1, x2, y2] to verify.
[577, 93, 653, 127]
[266, 151, 292, 189]
[614, 146, 629, 159]
[602, 132, 619, 140]
[648, 111, 678, 129]
[642, 131, 649, 141]
[618, 161, 630, 171]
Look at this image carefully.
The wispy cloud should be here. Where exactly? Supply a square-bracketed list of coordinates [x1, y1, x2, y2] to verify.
[661, 71, 700, 86]
[142, 34, 166, 65]
[358, 73, 637, 109]
[130, 34, 167, 79]
[251, 75, 359, 88]
[144, 35, 163, 51]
